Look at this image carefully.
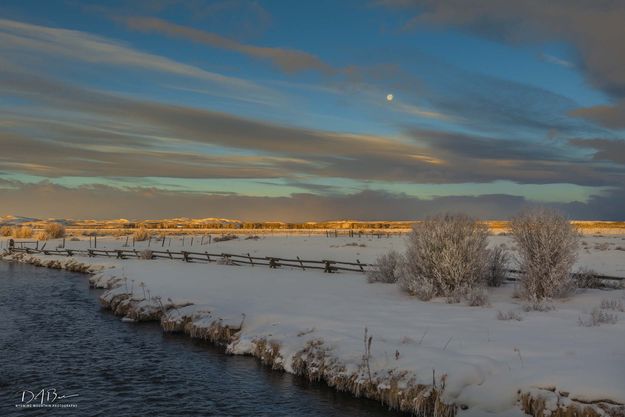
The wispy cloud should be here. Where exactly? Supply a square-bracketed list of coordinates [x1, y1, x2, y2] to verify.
[374, 1, 625, 129]
[121, 16, 335, 75]
[0, 17, 275, 99]
[539, 52, 574, 68]
[1, 67, 623, 188]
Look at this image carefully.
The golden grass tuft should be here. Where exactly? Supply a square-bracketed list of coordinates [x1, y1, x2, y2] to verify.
[133, 228, 150, 241]
[519, 390, 624, 417]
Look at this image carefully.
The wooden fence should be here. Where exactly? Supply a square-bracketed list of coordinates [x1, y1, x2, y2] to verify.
[5, 246, 624, 283]
[6, 247, 373, 273]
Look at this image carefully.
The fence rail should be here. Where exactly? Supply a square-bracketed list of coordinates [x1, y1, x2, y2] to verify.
[5, 247, 624, 282]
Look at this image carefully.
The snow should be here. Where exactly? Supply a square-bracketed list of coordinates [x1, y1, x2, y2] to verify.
[1, 233, 624, 415]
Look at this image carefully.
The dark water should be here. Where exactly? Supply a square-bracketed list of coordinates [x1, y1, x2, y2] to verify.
[0, 262, 400, 417]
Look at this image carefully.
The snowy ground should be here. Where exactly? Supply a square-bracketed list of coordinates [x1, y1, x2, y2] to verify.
[1, 233, 624, 416]
[1, 233, 624, 276]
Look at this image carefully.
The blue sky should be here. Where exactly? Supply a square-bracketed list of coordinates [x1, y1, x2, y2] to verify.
[1, 0, 624, 220]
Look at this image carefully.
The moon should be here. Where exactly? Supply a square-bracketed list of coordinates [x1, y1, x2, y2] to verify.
[386, 93, 394, 102]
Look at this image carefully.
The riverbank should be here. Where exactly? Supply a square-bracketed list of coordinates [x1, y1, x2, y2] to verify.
[2, 245, 624, 417]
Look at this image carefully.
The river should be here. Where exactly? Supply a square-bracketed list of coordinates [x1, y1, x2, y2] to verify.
[0, 261, 400, 416]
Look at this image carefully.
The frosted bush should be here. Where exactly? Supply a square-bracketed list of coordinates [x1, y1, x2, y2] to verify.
[133, 228, 150, 241]
[578, 308, 618, 327]
[44, 223, 65, 239]
[511, 208, 579, 304]
[139, 250, 154, 260]
[497, 310, 523, 321]
[367, 250, 402, 283]
[600, 298, 624, 312]
[465, 287, 490, 306]
[576, 267, 602, 289]
[399, 214, 490, 301]
[486, 246, 508, 287]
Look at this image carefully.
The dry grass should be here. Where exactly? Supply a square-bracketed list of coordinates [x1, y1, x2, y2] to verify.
[12, 226, 34, 238]
[520, 389, 624, 417]
[133, 227, 150, 241]
[291, 339, 457, 417]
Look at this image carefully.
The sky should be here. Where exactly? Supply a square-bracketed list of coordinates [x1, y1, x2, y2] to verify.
[1, 0, 625, 221]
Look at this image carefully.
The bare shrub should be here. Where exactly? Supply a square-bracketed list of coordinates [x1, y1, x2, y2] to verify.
[576, 267, 602, 289]
[522, 300, 554, 312]
[497, 310, 523, 321]
[133, 228, 150, 241]
[578, 308, 618, 327]
[214, 233, 238, 242]
[138, 250, 153, 260]
[35, 231, 48, 241]
[216, 257, 234, 265]
[600, 298, 624, 312]
[510, 208, 580, 304]
[0, 226, 12, 237]
[44, 223, 65, 239]
[465, 286, 490, 306]
[575, 269, 624, 290]
[399, 214, 489, 301]
[486, 246, 509, 287]
[594, 242, 610, 251]
[13, 226, 33, 238]
[367, 250, 402, 283]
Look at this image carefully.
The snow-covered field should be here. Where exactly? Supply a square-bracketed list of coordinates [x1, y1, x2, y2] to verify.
[1, 233, 624, 416]
[2, 233, 624, 276]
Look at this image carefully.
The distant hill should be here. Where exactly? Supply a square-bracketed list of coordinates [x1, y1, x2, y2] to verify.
[2, 215, 624, 234]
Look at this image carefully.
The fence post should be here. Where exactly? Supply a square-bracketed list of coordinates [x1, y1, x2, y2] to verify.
[247, 253, 254, 266]
[268, 257, 277, 269]
[297, 256, 305, 271]
[356, 259, 364, 272]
